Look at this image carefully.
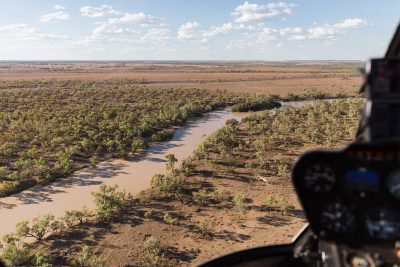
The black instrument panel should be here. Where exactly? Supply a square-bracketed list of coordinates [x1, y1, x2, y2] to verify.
[292, 142, 400, 245]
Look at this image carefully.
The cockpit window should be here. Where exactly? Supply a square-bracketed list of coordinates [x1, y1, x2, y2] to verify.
[0, 1, 398, 266]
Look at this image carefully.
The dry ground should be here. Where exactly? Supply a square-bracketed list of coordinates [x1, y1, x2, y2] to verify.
[0, 62, 362, 95]
[40, 121, 307, 266]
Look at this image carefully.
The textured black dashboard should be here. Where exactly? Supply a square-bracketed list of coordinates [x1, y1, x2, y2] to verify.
[292, 142, 400, 245]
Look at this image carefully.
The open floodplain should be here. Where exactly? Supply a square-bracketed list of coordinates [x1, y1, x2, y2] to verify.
[0, 61, 363, 266]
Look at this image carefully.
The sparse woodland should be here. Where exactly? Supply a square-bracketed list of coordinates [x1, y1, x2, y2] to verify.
[0, 79, 353, 197]
[0, 98, 362, 266]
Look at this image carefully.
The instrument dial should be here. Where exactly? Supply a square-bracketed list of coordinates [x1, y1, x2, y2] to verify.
[321, 203, 354, 234]
[303, 163, 336, 193]
[387, 169, 400, 200]
[366, 208, 400, 240]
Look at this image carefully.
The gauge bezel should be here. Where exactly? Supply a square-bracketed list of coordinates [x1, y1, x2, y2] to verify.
[302, 162, 337, 194]
[386, 169, 400, 202]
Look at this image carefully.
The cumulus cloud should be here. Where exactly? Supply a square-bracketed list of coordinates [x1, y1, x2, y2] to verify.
[39, 11, 70, 23]
[202, 23, 246, 39]
[91, 12, 156, 38]
[308, 18, 368, 39]
[178, 21, 256, 42]
[141, 28, 170, 44]
[79, 9, 160, 46]
[279, 27, 302, 36]
[225, 39, 250, 50]
[177, 22, 201, 40]
[231, 1, 295, 23]
[54, 5, 65, 10]
[80, 5, 120, 18]
[114, 12, 155, 24]
[0, 23, 68, 40]
[257, 27, 278, 43]
[254, 18, 369, 43]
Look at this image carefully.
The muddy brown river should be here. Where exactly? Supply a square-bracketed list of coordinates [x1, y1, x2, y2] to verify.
[0, 110, 248, 236]
[0, 100, 333, 236]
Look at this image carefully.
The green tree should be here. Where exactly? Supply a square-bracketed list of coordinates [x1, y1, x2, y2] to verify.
[165, 154, 177, 173]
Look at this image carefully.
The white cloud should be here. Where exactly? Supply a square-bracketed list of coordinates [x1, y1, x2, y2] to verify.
[0, 23, 68, 40]
[226, 39, 250, 50]
[257, 27, 278, 43]
[178, 21, 255, 43]
[308, 18, 368, 39]
[116, 12, 155, 24]
[78, 9, 161, 46]
[279, 27, 302, 36]
[54, 5, 65, 10]
[231, 1, 295, 23]
[80, 5, 119, 18]
[177, 21, 201, 40]
[141, 28, 170, 44]
[202, 23, 235, 40]
[40, 11, 70, 22]
[288, 34, 306, 40]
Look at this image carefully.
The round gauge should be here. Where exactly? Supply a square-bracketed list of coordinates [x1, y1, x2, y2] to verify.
[303, 163, 336, 193]
[321, 203, 354, 234]
[387, 169, 400, 200]
[366, 208, 400, 240]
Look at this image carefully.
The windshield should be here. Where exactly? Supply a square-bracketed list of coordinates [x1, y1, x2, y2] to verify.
[0, 1, 398, 266]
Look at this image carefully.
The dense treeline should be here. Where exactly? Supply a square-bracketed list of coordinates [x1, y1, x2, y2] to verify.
[0, 84, 246, 196]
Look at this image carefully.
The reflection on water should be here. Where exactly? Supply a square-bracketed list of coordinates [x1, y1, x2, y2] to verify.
[0, 110, 247, 236]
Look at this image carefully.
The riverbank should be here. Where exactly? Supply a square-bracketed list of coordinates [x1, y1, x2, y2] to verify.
[0, 99, 362, 266]
[0, 110, 248, 237]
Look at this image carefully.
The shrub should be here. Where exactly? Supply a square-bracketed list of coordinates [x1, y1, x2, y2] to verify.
[89, 156, 98, 167]
[0, 240, 30, 267]
[92, 185, 132, 221]
[196, 220, 218, 239]
[180, 158, 194, 176]
[231, 96, 281, 112]
[151, 129, 175, 142]
[213, 189, 232, 202]
[232, 194, 247, 215]
[150, 173, 186, 198]
[144, 210, 153, 219]
[0, 142, 19, 158]
[16, 215, 60, 241]
[192, 189, 210, 206]
[0, 181, 20, 197]
[163, 213, 178, 225]
[275, 158, 291, 178]
[32, 251, 52, 267]
[63, 208, 92, 228]
[0, 166, 11, 178]
[265, 195, 294, 214]
[141, 237, 175, 266]
[71, 245, 104, 267]
[165, 154, 178, 173]
[137, 190, 152, 204]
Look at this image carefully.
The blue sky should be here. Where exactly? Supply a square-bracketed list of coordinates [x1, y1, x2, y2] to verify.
[0, 0, 398, 60]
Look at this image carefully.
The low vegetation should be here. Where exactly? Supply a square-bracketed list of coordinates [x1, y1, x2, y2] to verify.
[231, 95, 281, 112]
[0, 84, 242, 196]
[0, 99, 362, 266]
[265, 195, 295, 214]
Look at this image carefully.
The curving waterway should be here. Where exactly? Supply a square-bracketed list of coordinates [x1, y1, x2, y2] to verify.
[0, 100, 326, 236]
[0, 110, 248, 236]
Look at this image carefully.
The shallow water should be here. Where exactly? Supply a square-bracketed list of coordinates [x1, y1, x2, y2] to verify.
[0, 110, 247, 236]
[0, 100, 323, 236]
